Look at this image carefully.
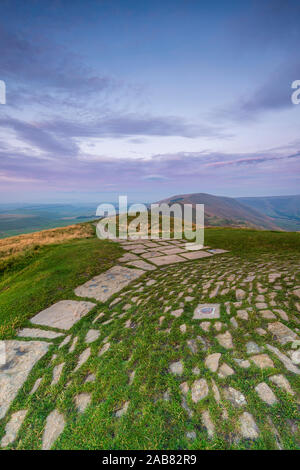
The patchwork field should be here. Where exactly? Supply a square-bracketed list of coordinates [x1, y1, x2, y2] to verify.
[0, 225, 299, 450]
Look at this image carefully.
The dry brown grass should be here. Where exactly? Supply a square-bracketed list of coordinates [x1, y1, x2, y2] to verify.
[0, 223, 95, 259]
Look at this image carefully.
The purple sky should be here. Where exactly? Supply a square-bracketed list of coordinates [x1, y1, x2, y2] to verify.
[0, 0, 300, 203]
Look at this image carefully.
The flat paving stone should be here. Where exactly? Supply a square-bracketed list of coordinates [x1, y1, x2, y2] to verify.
[85, 329, 100, 343]
[142, 242, 161, 247]
[216, 331, 233, 349]
[69, 336, 78, 353]
[234, 358, 250, 368]
[261, 310, 276, 319]
[273, 309, 289, 321]
[18, 328, 64, 340]
[251, 354, 274, 369]
[246, 341, 262, 354]
[141, 251, 163, 259]
[150, 255, 186, 266]
[193, 304, 220, 320]
[126, 260, 157, 271]
[1, 409, 27, 447]
[30, 377, 42, 395]
[118, 253, 140, 262]
[267, 322, 299, 345]
[51, 363, 64, 385]
[202, 410, 214, 438]
[218, 363, 235, 378]
[158, 247, 185, 255]
[74, 393, 91, 413]
[184, 243, 209, 251]
[74, 348, 91, 371]
[170, 360, 184, 375]
[122, 244, 146, 251]
[98, 342, 110, 357]
[171, 309, 183, 318]
[269, 374, 295, 395]
[42, 410, 65, 450]
[255, 382, 278, 405]
[236, 289, 246, 300]
[191, 378, 209, 402]
[59, 335, 72, 349]
[205, 353, 221, 372]
[239, 412, 259, 439]
[0, 340, 49, 419]
[266, 344, 300, 375]
[74, 266, 144, 302]
[180, 251, 213, 260]
[237, 310, 249, 320]
[293, 288, 300, 298]
[31, 300, 96, 330]
[224, 387, 247, 407]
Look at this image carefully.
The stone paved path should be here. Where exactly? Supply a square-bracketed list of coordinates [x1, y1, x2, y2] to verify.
[0, 239, 299, 449]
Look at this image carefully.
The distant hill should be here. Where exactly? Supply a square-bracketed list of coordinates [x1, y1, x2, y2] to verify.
[155, 193, 281, 230]
[237, 195, 300, 231]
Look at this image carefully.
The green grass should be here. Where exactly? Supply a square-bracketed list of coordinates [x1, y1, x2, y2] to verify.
[0, 226, 299, 450]
[0, 234, 123, 339]
[204, 227, 300, 255]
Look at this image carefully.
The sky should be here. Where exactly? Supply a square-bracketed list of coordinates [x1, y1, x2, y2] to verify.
[0, 0, 300, 203]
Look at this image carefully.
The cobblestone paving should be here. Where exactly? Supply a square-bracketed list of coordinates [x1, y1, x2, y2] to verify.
[0, 240, 299, 449]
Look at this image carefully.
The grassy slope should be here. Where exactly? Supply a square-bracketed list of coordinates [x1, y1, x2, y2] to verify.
[0, 226, 299, 450]
[204, 227, 300, 255]
[1, 227, 299, 339]
[0, 234, 123, 339]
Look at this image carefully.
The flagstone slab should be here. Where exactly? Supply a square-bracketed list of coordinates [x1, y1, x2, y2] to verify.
[85, 329, 100, 343]
[42, 410, 65, 450]
[150, 255, 186, 266]
[74, 266, 144, 302]
[31, 300, 96, 330]
[118, 253, 140, 262]
[142, 242, 161, 248]
[191, 378, 209, 403]
[193, 304, 220, 320]
[0, 340, 49, 419]
[239, 412, 259, 439]
[30, 377, 42, 395]
[123, 244, 147, 251]
[158, 247, 186, 255]
[18, 328, 64, 340]
[255, 382, 278, 405]
[185, 244, 210, 251]
[267, 322, 299, 345]
[1, 409, 27, 447]
[266, 344, 300, 375]
[141, 251, 163, 259]
[74, 393, 91, 413]
[126, 260, 157, 271]
[51, 363, 64, 385]
[180, 251, 213, 260]
[251, 354, 274, 369]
